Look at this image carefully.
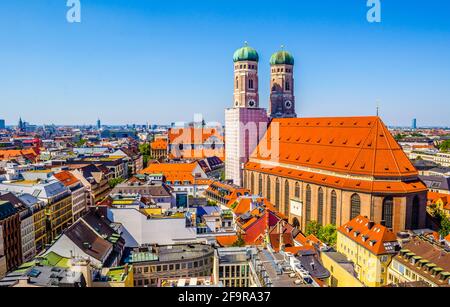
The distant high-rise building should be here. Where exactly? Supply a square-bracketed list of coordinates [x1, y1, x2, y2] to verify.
[0, 119, 5, 130]
[97, 119, 101, 129]
[18, 117, 24, 131]
[412, 118, 417, 130]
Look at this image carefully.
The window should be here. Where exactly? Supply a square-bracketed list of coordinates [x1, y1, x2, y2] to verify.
[267, 177, 271, 202]
[382, 197, 394, 229]
[350, 194, 361, 220]
[251, 173, 255, 192]
[411, 195, 420, 229]
[295, 182, 300, 199]
[249, 79, 254, 89]
[306, 185, 311, 222]
[331, 190, 337, 225]
[318, 188, 324, 225]
[275, 178, 280, 209]
[258, 174, 263, 195]
[284, 180, 290, 216]
[285, 81, 290, 91]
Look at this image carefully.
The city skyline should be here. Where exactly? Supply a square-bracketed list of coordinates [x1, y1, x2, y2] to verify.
[1, 0, 450, 126]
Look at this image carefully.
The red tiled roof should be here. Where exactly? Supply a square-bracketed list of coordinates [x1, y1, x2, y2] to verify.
[250, 116, 419, 178]
[168, 127, 224, 144]
[216, 235, 238, 247]
[150, 139, 168, 150]
[54, 171, 80, 187]
[245, 162, 427, 194]
[337, 215, 398, 255]
[0, 149, 38, 161]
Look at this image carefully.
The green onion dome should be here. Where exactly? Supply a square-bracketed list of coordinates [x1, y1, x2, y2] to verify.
[270, 49, 295, 65]
[233, 43, 259, 62]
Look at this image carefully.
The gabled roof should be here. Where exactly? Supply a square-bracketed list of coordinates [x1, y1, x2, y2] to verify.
[216, 235, 239, 247]
[420, 175, 450, 192]
[140, 162, 209, 185]
[168, 127, 224, 144]
[338, 215, 398, 255]
[64, 220, 113, 262]
[251, 116, 418, 178]
[54, 171, 80, 187]
[150, 139, 168, 150]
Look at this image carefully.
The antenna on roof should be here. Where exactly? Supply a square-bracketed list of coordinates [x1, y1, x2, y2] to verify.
[376, 100, 380, 117]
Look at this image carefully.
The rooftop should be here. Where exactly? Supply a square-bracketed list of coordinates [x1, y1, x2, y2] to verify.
[250, 116, 420, 179]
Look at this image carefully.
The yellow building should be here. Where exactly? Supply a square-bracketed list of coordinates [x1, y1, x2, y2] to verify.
[427, 192, 450, 218]
[32, 204, 47, 253]
[320, 251, 364, 287]
[45, 194, 73, 242]
[337, 215, 399, 287]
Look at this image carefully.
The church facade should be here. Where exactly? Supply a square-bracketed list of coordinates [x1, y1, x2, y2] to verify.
[243, 116, 428, 233]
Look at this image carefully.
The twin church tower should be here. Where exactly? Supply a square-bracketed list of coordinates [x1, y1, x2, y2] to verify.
[225, 43, 298, 186]
[232, 42, 297, 118]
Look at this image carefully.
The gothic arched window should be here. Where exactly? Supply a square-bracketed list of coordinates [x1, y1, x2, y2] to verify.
[411, 195, 420, 229]
[285, 81, 290, 91]
[236, 77, 239, 89]
[295, 182, 301, 199]
[350, 194, 361, 220]
[305, 185, 312, 223]
[331, 190, 337, 225]
[249, 79, 254, 89]
[318, 188, 324, 225]
[250, 173, 255, 193]
[275, 178, 280, 209]
[382, 197, 394, 229]
[258, 174, 263, 196]
[284, 180, 290, 216]
[267, 177, 271, 202]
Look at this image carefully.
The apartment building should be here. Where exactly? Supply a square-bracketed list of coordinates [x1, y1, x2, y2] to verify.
[337, 216, 400, 287]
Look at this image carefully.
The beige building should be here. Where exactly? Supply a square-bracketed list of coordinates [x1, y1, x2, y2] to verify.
[387, 236, 450, 287]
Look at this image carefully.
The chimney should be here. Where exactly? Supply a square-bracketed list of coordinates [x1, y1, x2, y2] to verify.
[367, 221, 375, 230]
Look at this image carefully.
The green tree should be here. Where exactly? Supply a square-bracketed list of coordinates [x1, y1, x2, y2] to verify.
[305, 221, 338, 247]
[232, 234, 246, 247]
[75, 139, 87, 147]
[305, 221, 321, 237]
[318, 224, 337, 247]
[139, 142, 151, 167]
[440, 140, 450, 152]
[108, 178, 125, 189]
[438, 212, 450, 238]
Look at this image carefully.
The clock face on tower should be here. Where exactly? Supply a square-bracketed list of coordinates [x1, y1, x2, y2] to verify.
[285, 100, 292, 109]
[248, 100, 256, 108]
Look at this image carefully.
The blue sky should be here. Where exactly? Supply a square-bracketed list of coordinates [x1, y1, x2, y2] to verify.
[0, 0, 449, 127]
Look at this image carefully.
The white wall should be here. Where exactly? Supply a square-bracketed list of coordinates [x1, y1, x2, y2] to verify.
[107, 208, 197, 247]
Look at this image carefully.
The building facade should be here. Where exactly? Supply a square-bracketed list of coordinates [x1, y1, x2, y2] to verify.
[225, 44, 268, 186]
[269, 48, 297, 119]
[387, 236, 450, 287]
[337, 216, 400, 287]
[125, 244, 215, 287]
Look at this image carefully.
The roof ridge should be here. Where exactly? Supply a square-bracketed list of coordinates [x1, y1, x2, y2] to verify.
[380, 118, 403, 178]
